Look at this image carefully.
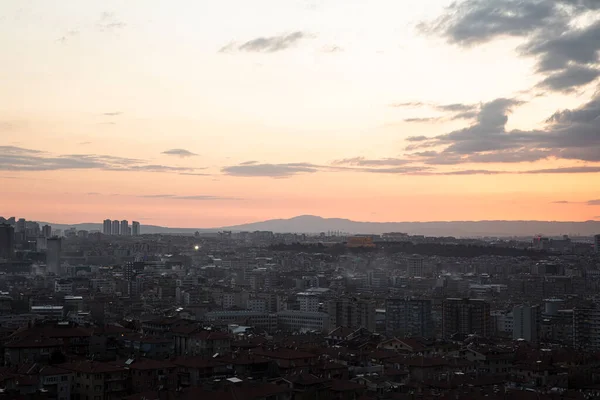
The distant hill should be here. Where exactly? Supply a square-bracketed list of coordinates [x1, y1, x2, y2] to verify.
[34, 222, 208, 235]
[221, 215, 600, 237]
[13, 215, 600, 237]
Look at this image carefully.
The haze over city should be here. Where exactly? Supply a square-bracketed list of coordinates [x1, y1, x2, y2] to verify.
[2, 0, 599, 228]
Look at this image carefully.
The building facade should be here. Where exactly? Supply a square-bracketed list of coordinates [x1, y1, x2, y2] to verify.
[385, 298, 433, 338]
[442, 298, 491, 338]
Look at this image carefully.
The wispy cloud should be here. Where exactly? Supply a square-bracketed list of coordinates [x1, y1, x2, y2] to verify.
[161, 149, 198, 158]
[322, 45, 343, 53]
[57, 30, 79, 44]
[222, 162, 319, 177]
[103, 112, 122, 116]
[552, 199, 600, 205]
[0, 146, 204, 174]
[220, 32, 312, 53]
[137, 194, 242, 201]
[97, 12, 126, 32]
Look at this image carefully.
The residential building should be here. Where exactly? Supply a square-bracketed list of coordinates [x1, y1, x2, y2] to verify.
[442, 298, 491, 338]
[46, 237, 62, 275]
[121, 220, 129, 236]
[0, 223, 14, 260]
[297, 292, 320, 312]
[61, 361, 128, 400]
[327, 297, 376, 331]
[385, 298, 433, 338]
[103, 219, 112, 235]
[513, 304, 540, 342]
[54, 279, 73, 295]
[573, 307, 600, 350]
[132, 221, 140, 236]
[111, 220, 120, 235]
[406, 256, 425, 277]
[42, 224, 52, 238]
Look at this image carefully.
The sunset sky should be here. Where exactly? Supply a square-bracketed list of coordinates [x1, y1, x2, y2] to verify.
[2, 0, 599, 227]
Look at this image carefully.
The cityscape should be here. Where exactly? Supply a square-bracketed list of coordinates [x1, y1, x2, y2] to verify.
[2, 0, 600, 399]
[0, 215, 600, 399]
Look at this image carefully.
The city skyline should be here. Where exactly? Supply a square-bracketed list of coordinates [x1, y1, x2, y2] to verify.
[2, 0, 600, 227]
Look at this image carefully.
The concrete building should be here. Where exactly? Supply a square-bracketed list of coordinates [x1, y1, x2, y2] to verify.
[111, 220, 120, 235]
[0, 223, 14, 260]
[595, 234, 600, 253]
[103, 219, 112, 235]
[46, 237, 62, 275]
[276, 310, 330, 333]
[327, 297, 376, 331]
[512, 304, 540, 342]
[30, 305, 64, 320]
[385, 298, 433, 338]
[297, 292, 320, 313]
[54, 279, 73, 295]
[574, 307, 600, 350]
[42, 224, 52, 238]
[120, 220, 129, 236]
[442, 298, 491, 338]
[406, 256, 425, 277]
[132, 221, 140, 236]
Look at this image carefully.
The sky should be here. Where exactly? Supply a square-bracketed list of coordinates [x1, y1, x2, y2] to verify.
[1, 0, 600, 227]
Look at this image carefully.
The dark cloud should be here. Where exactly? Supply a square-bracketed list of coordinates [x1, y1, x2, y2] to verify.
[420, 0, 566, 46]
[240, 161, 258, 165]
[588, 199, 600, 205]
[138, 194, 241, 201]
[402, 94, 600, 164]
[161, 149, 198, 158]
[421, 0, 600, 91]
[521, 20, 600, 72]
[0, 146, 202, 173]
[552, 200, 573, 204]
[220, 32, 311, 53]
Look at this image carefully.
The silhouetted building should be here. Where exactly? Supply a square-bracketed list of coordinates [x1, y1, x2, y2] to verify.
[111, 220, 120, 235]
[46, 237, 62, 275]
[442, 298, 491, 338]
[132, 221, 140, 236]
[0, 224, 14, 260]
[327, 297, 376, 331]
[121, 220, 129, 236]
[103, 219, 112, 235]
[513, 304, 540, 342]
[595, 234, 600, 253]
[42, 224, 52, 238]
[385, 298, 433, 338]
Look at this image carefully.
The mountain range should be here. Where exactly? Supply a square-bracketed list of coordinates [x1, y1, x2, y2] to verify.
[32, 215, 600, 237]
